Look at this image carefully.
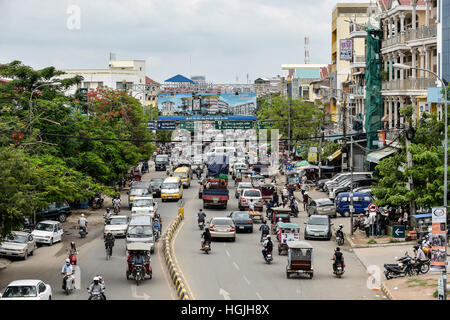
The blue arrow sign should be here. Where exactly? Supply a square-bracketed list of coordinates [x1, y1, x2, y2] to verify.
[392, 225, 405, 238]
[157, 120, 176, 130]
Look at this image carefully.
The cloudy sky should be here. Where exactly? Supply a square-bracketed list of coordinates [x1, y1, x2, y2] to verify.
[0, 0, 370, 83]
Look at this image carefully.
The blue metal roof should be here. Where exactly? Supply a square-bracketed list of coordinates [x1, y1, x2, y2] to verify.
[294, 68, 321, 79]
[411, 213, 432, 219]
[164, 74, 195, 84]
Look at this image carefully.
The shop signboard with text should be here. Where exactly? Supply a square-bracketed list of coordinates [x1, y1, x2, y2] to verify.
[431, 207, 447, 272]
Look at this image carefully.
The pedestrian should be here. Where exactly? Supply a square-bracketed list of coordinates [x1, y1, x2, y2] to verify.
[375, 212, 381, 236]
[364, 213, 370, 238]
[302, 192, 310, 211]
[402, 208, 409, 229]
[368, 212, 376, 236]
[273, 192, 279, 206]
[301, 183, 307, 196]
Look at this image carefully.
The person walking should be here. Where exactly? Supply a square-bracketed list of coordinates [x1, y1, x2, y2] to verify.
[364, 213, 370, 238]
[302, 192, 310, 211]
[375, 213, 381, 237]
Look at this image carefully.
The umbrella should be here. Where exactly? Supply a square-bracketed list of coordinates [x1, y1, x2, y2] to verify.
[295, 160, 310, 168]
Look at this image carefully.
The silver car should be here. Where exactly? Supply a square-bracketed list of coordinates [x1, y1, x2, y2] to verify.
[209, 217, 236, 241]
[104, 215, 129, 237]
[306, 198, 337, 218]
[304, 215, 333, 240]
[0, 231, 37, 260]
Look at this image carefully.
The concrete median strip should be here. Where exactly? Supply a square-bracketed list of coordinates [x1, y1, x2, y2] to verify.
[162, 213, 191, 300]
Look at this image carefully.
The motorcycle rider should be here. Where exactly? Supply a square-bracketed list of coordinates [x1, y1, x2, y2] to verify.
[201, 227, 212, 250]
[68, 241, 78, 265]
[272, 192, 279, 206]
[153, 217, 161, 239]
[413, 245, 428, 269]
[281, 186, 289, 203]
[197, 209, 206, 227]
[104, 207, 111, 220]
[132, 252, 145, 265]
[259, 220, 270, 242]
[88, 276, 105, 300]
[332, 247, 344, 273]
[104, 232, 115, 255]
[195, 166, 203, 179]
[336, 224, 344, 244]
[78, 214, 88, 234]
[112, 195, 121, 213]
[262, 235, 273, 260]
[289, 197, 299, 217]
[61, 258, 74, 291]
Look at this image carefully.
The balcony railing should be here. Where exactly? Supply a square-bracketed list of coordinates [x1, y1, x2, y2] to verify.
[382, 78, 436, 91]
[349, 23, 365, 34]
[382, 24, 437, 48]
[349, 85, 365, 96]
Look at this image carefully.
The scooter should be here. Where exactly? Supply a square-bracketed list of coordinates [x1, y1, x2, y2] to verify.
[63, 273, 75, 295]
[264, 251, 273, 264]
[198, 220, 205, 230]
[113, 203, 120, 214]
[334, 262, 345, 278]
[79, 226, 86, 238]
[384, 252, 415, 279]
[335, 227, 344, 246]
[133, 264, 145, 286]
[89, 291, 105, 300]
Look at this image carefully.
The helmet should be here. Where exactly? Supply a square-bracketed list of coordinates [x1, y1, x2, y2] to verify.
[339, 224, 343, 228]
[266, 235, 271, 240]
[65, 258, 70, 263]
[93, 276, 99, 282]
[414, 245, 420, 250]
[106, 208, 110, 212]
[81, 214, 85, 218]
[336, 247, 340, 252]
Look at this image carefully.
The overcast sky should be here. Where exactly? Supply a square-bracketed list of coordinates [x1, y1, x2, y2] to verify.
[0, 0, 371, 84]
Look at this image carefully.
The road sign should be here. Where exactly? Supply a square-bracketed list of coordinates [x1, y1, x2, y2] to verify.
[215, 120, 254, 130]
[285, 163, 293, 171]
[157, 120, 176, 130]
[147, 121, 156, 130]
[179, 121, 195, 130]
[392, 225, 406, 238]
[368, 202, 378, 213]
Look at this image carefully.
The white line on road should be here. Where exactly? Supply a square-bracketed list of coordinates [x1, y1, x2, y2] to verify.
[256, 292, 262, 300]
[233, 262, 240, 271]
[243, 275, 250, 285]
[225, 250, 230, 257]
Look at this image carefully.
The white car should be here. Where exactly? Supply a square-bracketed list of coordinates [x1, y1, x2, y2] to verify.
[104, 215, 129, 237]
[235, 182, 253, 199]
[31, 220, 63, 246]
[131, 196, 158, 217]
[0, 280, 52, 300]
[0, 231, 36, 260]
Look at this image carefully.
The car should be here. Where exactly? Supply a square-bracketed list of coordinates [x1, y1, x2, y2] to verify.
[304, 215, 333, 240]
[131, 196, 158, 217]
[0, 231, 37, 260]
[329, 178, 377, 201]
[40, 202, 71, 223]
[336, 192, 374, 217]
[306, 198, 337, 218]
[238, 189, 264, 212]
[208, 217, 236, 241]
[0, 280, 52, 300]
[235, 182, 253, 199]
[353, 187, 372, 194]
[150, 178, 163, 198]
[31, 220, 63, 246]
[324, 172, 373, 192]
[228, 211, 253, 233]
[104, 215, 129, 238]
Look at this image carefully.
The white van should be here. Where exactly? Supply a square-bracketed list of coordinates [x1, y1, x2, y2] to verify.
[131, 196, 158, 217]
[126, 214, 154, 254]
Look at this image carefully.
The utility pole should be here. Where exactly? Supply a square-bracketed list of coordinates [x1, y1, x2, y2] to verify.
[287, 79, 292, 158]
[341, 94, 347, 173]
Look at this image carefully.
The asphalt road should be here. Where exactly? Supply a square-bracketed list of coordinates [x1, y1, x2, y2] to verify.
[174, 176, 385, 300]
[0, 164, 178, 300]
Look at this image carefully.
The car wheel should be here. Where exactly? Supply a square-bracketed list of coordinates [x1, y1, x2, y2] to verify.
[58, 213, 67, 223]
[49, 238, 53, 246]
[343, 210, 350, 217]
[48, 295, 52, 300]
[231, 237, 236, 242]
[23, 250, 28, 260]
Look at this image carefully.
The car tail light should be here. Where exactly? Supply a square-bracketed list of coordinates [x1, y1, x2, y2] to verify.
[209, 226, 215, 231]
[241, 199, 246, 202]
[258, 199, 264, 203]
[248, 221, 253, 224]
[230, 227, 235, 232]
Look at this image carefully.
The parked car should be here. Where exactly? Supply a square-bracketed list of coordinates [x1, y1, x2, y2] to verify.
[0, 280, 52, 300]
[235, 182, 253, 199]
[323, 172, 372, 192]
[104, 215, 129, 238]
[40, 202, 71, 223]
[208, 217, 236, 241]
[150, 178, 163, 198]
[329, 178, 376, 200]
[306, 198, 337, 218]
[0, 231, 37, 260]
[353, 187, 372, 194]
[31, 220, 63, 246]
[228, 211, 253, 233]
[238, 189, 264, 212]
[304, 215, 333, 240]
[336, 192, 375, 217]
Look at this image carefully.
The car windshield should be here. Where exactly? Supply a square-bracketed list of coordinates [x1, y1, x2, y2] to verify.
[150, 180, 163, 187]
[35, 223, 54, 232]
[133, 199, 153, 207]
[162, 183, 178, 189]
[239, 183, 252, 189]
[130, 189, 149, 196]
[174, 172, 187, 179]
[232, 212, 249, 219]
[107, 217, 128, 225]
[3, 285, 37, 298]
[212, 219, 232, 226]
[244, 190, 261, 197]
[4, 234, 28, 243]
[317, 199, 334, 207]
[128, 225, 153, 236]
[308, 217, 329, 225]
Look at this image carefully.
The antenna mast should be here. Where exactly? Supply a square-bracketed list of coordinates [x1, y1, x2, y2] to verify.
[304, 37, 310, 64]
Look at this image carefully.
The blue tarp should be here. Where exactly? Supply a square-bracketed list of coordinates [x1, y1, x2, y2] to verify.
[165, 74, 195, 84]
[207, 154, 229, 178]
[411, 213, 432, 219]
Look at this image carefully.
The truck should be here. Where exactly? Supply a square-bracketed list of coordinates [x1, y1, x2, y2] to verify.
[202, 178, 229, 209]
[155, 154, 169, 171]
[206, 153, 229, 178]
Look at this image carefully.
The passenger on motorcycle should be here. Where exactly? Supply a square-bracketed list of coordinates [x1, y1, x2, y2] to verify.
[259, 221, 270, 242]
[413, 245, 428, 268]
[262, 235, 273, 259]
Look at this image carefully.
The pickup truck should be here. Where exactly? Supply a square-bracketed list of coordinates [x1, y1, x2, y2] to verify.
[202, 178, 229, 209]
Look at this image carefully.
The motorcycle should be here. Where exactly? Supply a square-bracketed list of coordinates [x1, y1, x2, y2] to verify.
[94, 197, 104, 209]
[113, 203, 120, 214]
[63, 273, 75, 295]
[352, 215, 365, 232]
[79, 226, 87, 238]
[384, 252, 415, 279]
[198, 220, 205, 230]
[133, 264, 145, 286]
[289, 201, 299, 218]
[203, 241, 211, 254]
[334, 261, 345, 278]
[68, 251, 77, 265]
[264, 251, 273, 264]
[336, 228, 344, 246]
[89, 291, 105, 300]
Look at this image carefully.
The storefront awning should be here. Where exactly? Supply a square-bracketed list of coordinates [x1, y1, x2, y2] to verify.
[367, 146, 400, 164]
[327, 149, 342, 162]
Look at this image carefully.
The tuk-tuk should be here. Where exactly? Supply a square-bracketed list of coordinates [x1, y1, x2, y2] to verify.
[285, 171, 300, 188]
[260, 183, 277, 202]
[241, 170, 252, 183]
[270, 207, 291, 234]
[126, 242, 153, 283]
[276, 222, 300, 255]
[286, 240, 314, 279]
[251, 175, 266, 188]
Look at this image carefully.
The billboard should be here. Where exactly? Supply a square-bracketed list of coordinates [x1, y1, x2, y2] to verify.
[431, 207, 447, 272]
[158, 92, 257, 120]
[340, 39, 353, 61]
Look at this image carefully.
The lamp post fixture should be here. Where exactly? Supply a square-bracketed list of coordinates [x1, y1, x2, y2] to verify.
[394, 62, 448, 300]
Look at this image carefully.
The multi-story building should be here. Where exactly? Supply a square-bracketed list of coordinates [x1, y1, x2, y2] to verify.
[281, 64, 327, 100]
[378, 0, 438, 130]
[254, 76, 281, 97]
[145, 76, 160, 110]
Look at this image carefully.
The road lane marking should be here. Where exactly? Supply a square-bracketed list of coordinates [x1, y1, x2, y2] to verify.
[219, 288, 231, 300]
[131, 285, 151, 300]
[243, 275, 250, 285]
[256, 292, 262, 300]
[225, 250, 230, 257]
[232, 262, 240, 271]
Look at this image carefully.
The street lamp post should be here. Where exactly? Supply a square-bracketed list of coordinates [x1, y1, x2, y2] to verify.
[394, 63, 448, 299]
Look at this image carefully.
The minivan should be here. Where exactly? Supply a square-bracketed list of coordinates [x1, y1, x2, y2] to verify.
[173, 167, 192, 188]
[336, 192, 375, 217]
[126, 214, 154, 254]
[161, 177, 183, 202]
[31, 220, 64, 246]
